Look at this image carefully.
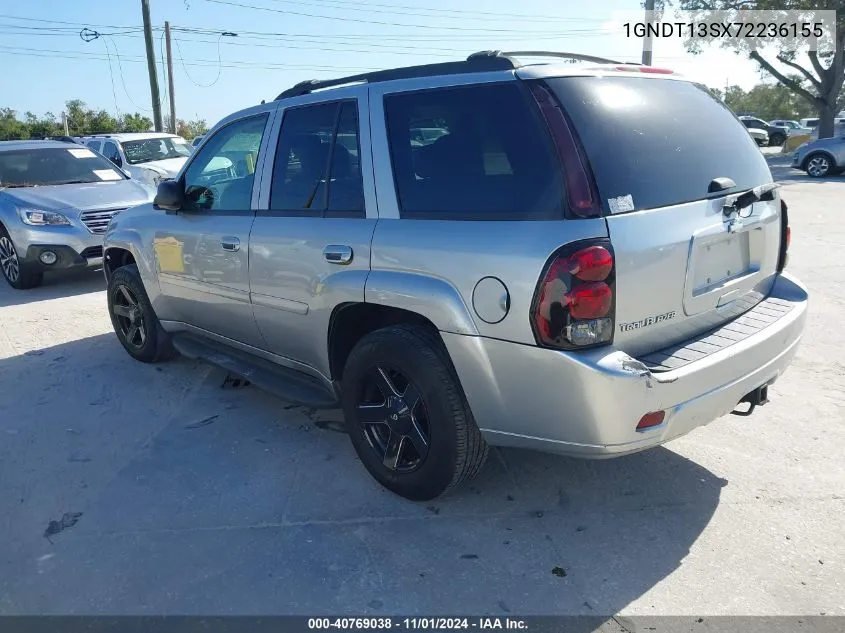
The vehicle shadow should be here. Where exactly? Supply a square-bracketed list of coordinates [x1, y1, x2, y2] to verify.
[0, 268, 105, 308]
[1, 333, 726, 617]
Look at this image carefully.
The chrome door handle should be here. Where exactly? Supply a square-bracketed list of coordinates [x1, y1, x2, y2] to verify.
[221, 236, 240, 252]
[323, 245, 353, 265]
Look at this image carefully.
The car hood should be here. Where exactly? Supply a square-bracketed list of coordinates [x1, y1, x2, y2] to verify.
[131, 156, 188, 177]
[3, 179, 155, 215]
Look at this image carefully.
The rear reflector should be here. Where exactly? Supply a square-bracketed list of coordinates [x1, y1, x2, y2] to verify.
[636, 411, 666, 430]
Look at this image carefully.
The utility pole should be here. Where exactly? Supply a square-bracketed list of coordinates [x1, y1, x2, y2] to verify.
[165, 21, 176, 134]
[62, 112, 69, 136]
[141, 0, 163, 132]
[642, 0, 655, 66]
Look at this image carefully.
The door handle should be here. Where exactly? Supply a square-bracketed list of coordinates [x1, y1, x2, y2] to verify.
[220, 236, 240, 252]
[323, 244, 353, 265]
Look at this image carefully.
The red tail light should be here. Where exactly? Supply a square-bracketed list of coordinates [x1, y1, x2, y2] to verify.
[786, 226, 791, 250]
[533, 240, 615, 350]
[568, 245, 613, 281]
[568, 283, 612, 319]
[528, 82, 600, 218]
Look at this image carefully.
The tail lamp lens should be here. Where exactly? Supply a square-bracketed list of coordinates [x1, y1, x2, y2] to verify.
[533, 242, 615, 350]
[786, 226, 791, 250]
[569, 245, 613, 281]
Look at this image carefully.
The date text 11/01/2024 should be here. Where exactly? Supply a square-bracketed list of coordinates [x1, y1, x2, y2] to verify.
[307, 618, 529, 630]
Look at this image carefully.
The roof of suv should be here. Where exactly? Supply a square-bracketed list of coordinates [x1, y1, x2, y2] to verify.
[0, 139, 77, 152]
[273, 50, 686, 100]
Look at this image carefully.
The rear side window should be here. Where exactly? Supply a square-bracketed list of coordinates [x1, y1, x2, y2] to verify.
[545, 77, 772, 213]
[384, 82, 563, 220]
[269, 100, 365, 217]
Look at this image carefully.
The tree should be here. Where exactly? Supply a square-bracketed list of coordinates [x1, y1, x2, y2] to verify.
[722, 80, 817, 119]
[0, 108, 30, 141]
[121, 113, 153, 132]
[656, 0, 845, 138]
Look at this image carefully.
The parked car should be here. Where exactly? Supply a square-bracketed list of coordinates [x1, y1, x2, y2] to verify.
[102, 51, 807, 500]
[792, 134, 845, 177]
[745, 126, 769, 146]
[738, 116, 787, 146]
[82, 133, 192, 187]
[0, 140, 154, 289]
[769, 119, 813, 137]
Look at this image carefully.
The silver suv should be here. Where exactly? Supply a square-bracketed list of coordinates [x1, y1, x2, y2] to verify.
[0, 140, 154, 289]
[103, 52, 808, 500]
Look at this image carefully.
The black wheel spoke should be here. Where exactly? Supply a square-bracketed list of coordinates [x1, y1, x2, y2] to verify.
[119, 286, 136, 306]
[136, 321, 146, 345]
[407, 418, 429, 456]
[357, 403, 389, 425]
[402, 383, 421, 414]
[112, 304, 131, 318]
[126, 324, 139, 345]
[374, 367, 400, 398]
[383, 431, 405, 470]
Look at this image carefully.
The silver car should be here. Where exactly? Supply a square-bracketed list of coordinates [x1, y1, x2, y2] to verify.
[0, 140, 154, 289]
[791, 132, 845, 177]
[103, 52, 807, 500]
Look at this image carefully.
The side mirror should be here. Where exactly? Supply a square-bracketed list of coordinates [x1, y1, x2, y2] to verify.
[154, 179, 185, 212]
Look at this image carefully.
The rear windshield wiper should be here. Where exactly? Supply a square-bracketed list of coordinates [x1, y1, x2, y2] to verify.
[725, 182, 780, 216]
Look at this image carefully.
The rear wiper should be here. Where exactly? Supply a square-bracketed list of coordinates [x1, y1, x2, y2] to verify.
[724, 182, 780, 216]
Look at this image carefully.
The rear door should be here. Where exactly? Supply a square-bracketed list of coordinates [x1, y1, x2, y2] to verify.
[545, 75, 781, 356]
[249, 87, 377, 378]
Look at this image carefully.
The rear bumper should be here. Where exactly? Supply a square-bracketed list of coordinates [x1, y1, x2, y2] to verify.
[443, 272, 808, 457]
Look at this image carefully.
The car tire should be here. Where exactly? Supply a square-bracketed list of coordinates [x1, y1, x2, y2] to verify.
[341, 324, 488, 501]
[0, 227, 43, 290]
[107, 263, 176, 363]
[769, 133, 786, 146]
[804, 152, 834, 178]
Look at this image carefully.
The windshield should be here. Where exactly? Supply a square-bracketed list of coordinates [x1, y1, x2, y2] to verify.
[122, 137, 192, 165]
[546, 76, 772, 213]
[0, 147, 127, 188]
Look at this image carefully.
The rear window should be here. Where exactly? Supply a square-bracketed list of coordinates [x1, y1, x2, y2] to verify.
[545, 76, 772, 213]
[384, 82, 563, 220]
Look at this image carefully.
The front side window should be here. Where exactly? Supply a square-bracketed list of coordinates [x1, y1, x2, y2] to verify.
[103, 141, 121, 164]
[384, 82, 563, 220]
[269, 100, 365, 217]
[182, 114, 268, 211]
[122, 136, 192, 165]
[0, 147, 126, 188]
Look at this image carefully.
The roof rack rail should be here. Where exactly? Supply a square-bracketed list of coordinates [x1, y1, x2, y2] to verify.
[473, 50, 628, 65]
[274, 55, 516, 100]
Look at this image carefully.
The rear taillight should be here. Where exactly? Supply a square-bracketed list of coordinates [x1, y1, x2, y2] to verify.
[528, 82, 600, 218]
[533, 240, 615, 350]
[777, 199, 790, 272]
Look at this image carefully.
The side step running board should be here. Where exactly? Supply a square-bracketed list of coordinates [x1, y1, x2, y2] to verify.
[172, 333, 339, 409]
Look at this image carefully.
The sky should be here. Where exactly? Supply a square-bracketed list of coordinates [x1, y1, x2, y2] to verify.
[1, 0, 782, 128]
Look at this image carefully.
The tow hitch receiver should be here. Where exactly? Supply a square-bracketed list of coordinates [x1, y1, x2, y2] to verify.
[731, 385, 770, 417]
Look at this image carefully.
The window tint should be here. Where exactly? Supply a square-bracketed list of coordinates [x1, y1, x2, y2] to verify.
[103, 141, 120, 163]
[385, 83, 562, 220]
[183, 113, 268, 212]
[545, 77, 772, 213]
[86, 140, 101, 151]
[269, 101, 364, 217]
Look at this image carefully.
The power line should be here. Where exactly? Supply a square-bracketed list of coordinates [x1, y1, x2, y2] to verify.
[200, 0, 573, 33]
[173, 34, 225, 87]
[261, 0, 597, 23]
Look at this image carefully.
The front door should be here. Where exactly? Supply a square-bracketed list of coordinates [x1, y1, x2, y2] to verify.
[249, 88, 377, 378]
[153, 110, 273, 348]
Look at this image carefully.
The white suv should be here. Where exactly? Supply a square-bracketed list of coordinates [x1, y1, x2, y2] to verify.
[83, 133, 192, 187]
